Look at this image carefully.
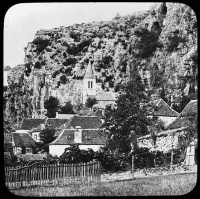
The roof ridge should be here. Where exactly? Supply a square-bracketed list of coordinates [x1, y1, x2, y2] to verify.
[180, 99, 197, 115]
[161, 98, 179, 116]
[49, 128, 66, 145]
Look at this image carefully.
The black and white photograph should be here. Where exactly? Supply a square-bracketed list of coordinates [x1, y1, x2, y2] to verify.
[3, 2, 197, 196]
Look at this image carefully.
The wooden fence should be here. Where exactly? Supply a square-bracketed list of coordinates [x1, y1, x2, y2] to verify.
[5, 160, 101, 189]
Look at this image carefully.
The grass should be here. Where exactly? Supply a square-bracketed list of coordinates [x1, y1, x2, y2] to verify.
[9, 173, 197, 196]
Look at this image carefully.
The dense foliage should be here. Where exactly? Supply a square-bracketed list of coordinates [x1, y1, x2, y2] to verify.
[44, 96, 60, 118]
[85, 97, 97, 109]
[59, 101, 75, 114]
[101, 75, 154, 154]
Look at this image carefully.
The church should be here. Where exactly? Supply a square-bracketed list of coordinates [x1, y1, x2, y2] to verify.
[82, 60, 116, 109]
[31, 60, 117, 118]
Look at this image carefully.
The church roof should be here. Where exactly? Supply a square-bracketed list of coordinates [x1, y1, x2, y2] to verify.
[96, 92, 116, 101]
[84, 60, 95, 79]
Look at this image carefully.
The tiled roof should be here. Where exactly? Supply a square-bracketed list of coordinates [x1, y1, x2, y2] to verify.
[96, 92, 116, 101]
[46, 119, 68, 129]
[12, 132, 37, 148]
[151, 98, 179, 117]
[167, 116, 191, 130]
[65, 116, 102, 129]
[50, 129, 107, 145]
[84, 60, 95, 79]
[180, 100, 197, 117]
[20, 119, 45, 130]
[21, 118, 68, 131]
[16, 154, 47, 161]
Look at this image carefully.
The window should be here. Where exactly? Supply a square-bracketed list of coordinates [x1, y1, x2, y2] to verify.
[91, 81, 93, 88]
[88, 81, 90, 88]
[34, 134, 37, 141]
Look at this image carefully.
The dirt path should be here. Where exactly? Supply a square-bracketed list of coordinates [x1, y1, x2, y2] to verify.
[101, 165, 197, 182]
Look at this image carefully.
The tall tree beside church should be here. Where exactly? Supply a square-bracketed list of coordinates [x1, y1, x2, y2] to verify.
[44, 96, 59, 118]
[85, 97, 97, 110]
[101, 75, 154, 154]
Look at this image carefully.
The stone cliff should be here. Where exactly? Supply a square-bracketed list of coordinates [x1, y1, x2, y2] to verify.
[4, 3, 197, 127]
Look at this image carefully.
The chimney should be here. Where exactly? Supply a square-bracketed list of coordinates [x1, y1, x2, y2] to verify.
[74, 126, 82, 143]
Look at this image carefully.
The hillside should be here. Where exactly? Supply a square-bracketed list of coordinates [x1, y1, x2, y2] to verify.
[4, 3, 197, 128]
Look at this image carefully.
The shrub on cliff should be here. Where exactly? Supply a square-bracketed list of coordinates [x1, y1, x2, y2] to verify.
[132, 27, 163, 58]
[32, 37, 50, 54]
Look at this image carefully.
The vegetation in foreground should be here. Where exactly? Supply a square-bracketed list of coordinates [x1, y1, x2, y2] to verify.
[9, 173, 197, 196]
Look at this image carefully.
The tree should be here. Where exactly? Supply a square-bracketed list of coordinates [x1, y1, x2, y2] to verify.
[39, 127, 56, 152]
[59, 145, 95, 163]
[59, 101, 75, 114]
[101, 75, 154, 154]
[85, 97, 97, 110]
[44, 96, 59, 118]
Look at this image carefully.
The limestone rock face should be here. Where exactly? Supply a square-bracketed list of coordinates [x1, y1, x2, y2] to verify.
[4, 3, 197, 125]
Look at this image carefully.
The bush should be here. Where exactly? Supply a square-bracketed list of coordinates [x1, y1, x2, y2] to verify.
[34, 61, 42, 69]
[69, 31, 80, 42]
[59, 145, 95, 163]
[60, 75, 67, 84]
[133, 27, 163, 58]
[67, 39, 92, 55]
[59, 101, 74, 114]
[95, 147, 131, 172]
[85, 97, 97, 109]
[63, 57, 77, 66]
[32, 37, 50, 54]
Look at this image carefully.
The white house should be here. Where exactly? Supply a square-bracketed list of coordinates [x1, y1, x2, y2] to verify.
[49, 116, 106, 156]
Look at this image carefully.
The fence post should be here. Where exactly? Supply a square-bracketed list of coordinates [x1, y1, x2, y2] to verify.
[171, 149, 173, 173]
[132, 154, 134, 179]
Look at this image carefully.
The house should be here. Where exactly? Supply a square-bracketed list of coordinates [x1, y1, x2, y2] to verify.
[149, 98, 179, 128]
[20, 118, 68, 142]
[82, 60, 116, 108]
[167, 99, 197, 130]
[139, 99, 197, 165]
[12, 132, 37, 155]
[49, 116, 106, 156]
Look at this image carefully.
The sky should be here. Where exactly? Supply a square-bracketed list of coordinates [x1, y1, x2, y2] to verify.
[3, 2, 154, 85]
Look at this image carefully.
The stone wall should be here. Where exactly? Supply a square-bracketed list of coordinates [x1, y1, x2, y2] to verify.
[137, 127, 187, 153]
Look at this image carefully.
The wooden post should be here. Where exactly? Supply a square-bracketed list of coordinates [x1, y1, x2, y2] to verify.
[171, 149, 173, 173]
[171, 133, 174, 173]
[132, 154, 134, 179]
[131, 142, 134, 179]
